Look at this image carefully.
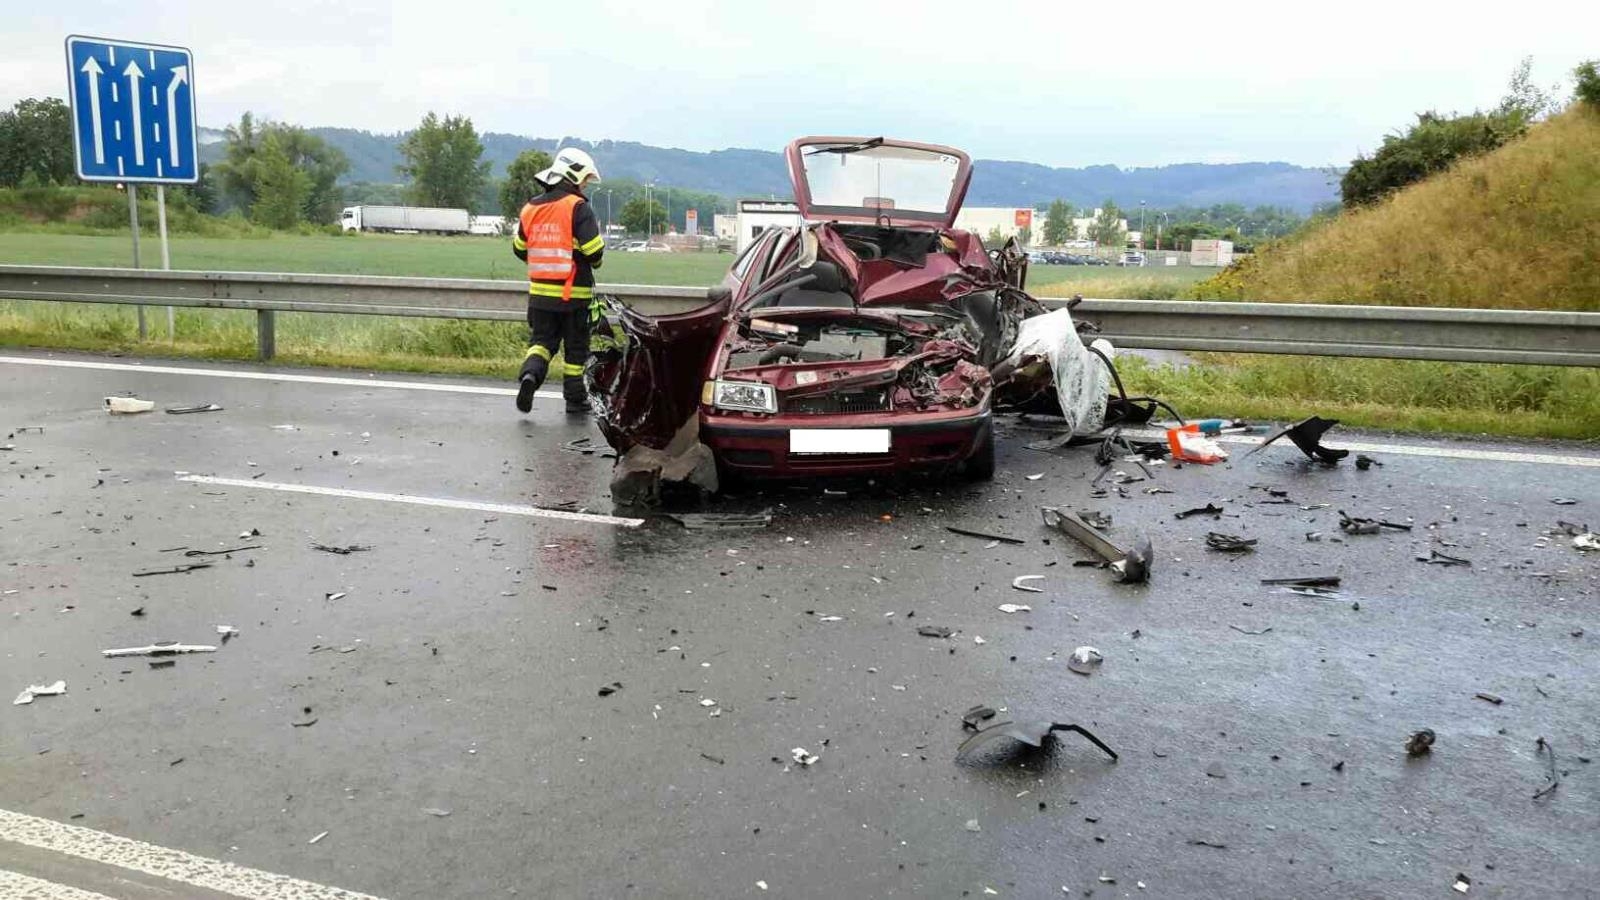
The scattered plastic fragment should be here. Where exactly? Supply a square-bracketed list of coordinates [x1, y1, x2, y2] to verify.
[699, 698, 718, 707]
[13, 680, 66, 706]
[1339, 510, 1411, 534]
[997, 604, 1032, 614]
[1260, 575, 1341, 588]
[422, 808, 451, 817]
[1246, 416, 1349, 464]
[666, 512, 773, 531]
[1166, 426, 1228, 464]
[166, 404, 223, 414]
[308, 831, 328, 845]
[132, 563, 213, 577]
[962, 705, 997, 730]
[1355, 454, 1381, 470]
[964, 819, 982, 832]
[791, 747, 819, 766]
[1474, 692, 1502, 705]
[1068, 647, 1103, 675]
[972, 635, 986, 645]
[598, 682, 622, 697]
[956, 721, 1118, 763]
[1205, 533, 1257, 553]
[215, 625, 239, 643]
[1174, 503, 1224, 521]
[1452, 873, 1470, 894]
[816, 615, 844, 623]
[1188, 839, 1228, 849]
[756, 881, 768, 891]
[917, 625, 954, 638]
[1574, 533, 1600, 552]
[1080, 510, 1113, 530]
[946, 526, 1025, 545]
[1417, 549, 1472, 567]
[1011, 575, 1045, 593]
[1405, 729, 1435, 757]
[102, 643, 217, 658]
[1551, 497, 1577, 505]
[1026, 473, 1044, 481]
[184, 544, 261, 557]
[1533, 736, 1560, 799]
[1229, 625, 1273, 635]
[105, 396, 156, 415]
[325, 591, 347, 602]
[311, 543, 373, 555]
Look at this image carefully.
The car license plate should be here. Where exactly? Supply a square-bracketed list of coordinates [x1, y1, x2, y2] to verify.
[789, 429, 890, 455]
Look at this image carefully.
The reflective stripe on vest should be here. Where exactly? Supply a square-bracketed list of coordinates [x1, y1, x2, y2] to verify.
[519, 194, 583, 302]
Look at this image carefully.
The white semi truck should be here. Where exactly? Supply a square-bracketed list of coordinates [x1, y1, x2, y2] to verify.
[339, 205, 471, 235]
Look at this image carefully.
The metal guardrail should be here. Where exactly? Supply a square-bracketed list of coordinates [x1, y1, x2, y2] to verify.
[0, 265, 1595, 367]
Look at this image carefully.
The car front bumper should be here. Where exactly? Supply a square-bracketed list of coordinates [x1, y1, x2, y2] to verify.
[701, 409, 991, 479]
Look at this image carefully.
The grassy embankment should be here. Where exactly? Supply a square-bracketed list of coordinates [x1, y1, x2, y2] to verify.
[1127, 107, 1600, 440]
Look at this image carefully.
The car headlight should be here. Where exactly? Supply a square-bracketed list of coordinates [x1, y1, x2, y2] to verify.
[710, 379, 777, 414]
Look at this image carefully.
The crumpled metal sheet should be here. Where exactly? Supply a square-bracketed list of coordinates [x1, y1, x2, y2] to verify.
[956, 721, 1119, 762]
[996, 309, 1113, 439]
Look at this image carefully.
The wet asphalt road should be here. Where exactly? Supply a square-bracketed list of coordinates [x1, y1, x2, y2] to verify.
[2, 350, 1597, 899]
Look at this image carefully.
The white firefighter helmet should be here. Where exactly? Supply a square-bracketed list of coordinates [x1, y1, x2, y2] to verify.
[538, 147, 601, 187]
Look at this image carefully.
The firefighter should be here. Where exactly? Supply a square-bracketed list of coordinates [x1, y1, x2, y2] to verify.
[512, 147, 605, 414]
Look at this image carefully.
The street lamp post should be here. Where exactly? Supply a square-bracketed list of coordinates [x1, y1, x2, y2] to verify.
[1139, 200, 1146, 246]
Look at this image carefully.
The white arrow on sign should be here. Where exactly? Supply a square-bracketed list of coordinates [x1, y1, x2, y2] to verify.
[123, 59, 145, 166]
[165, 65, 188, 168]
[79, 56, 106, 164]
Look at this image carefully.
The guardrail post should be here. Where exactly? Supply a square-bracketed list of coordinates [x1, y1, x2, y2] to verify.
[256, 310, 276, 361]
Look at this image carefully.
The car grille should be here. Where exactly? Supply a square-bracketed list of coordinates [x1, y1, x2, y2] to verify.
[783, 389, 890, 415]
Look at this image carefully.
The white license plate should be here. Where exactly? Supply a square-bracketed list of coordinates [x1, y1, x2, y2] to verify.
[789, 429, 891, 455]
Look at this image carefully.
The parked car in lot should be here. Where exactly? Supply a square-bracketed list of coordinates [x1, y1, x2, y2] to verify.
[623, 241, 672, 253]
[1120, 251, 1146, 267]
[587, 136, 1119, 495]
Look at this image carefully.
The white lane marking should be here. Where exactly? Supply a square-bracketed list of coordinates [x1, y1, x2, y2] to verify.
[1120, 427, 1600, 469]
[0, 355, 557, 400]
[6, 355, 1594, 469]
[179, 475, 644, 527]
[0, 868, 118, 900]
[0, 808, 387, 900]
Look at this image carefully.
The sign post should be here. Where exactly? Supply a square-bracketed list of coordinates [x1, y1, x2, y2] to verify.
[66, 35, 197, 341]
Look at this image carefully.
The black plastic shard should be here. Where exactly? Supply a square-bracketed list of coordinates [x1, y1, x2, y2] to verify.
[665, 512, 773, 531]
[1174, 503, 1224, 520]
[1246, 416, 1349, 464]
[956, 721, 1119, 763]
[962, 705, 998, 730]
[1206, 533, 1258, 553]
[918, 626, 955, 639]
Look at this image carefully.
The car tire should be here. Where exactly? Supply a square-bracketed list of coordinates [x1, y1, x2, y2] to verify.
[964, 427, 995, 482]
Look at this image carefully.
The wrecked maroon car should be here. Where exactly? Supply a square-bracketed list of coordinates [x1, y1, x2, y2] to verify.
[587, 137, 1116, 500]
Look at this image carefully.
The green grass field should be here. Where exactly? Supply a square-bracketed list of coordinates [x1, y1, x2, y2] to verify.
[1, 230, 1593, 440]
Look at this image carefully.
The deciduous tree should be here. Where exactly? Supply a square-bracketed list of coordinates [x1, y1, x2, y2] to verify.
[499, 149, 554, 220]
[0, 98, 74, 187]
[1042, 199, 1074, 244]
[398, 112, 490, 209]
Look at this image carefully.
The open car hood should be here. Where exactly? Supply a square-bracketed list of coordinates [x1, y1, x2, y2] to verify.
[785, 137, 972, 228]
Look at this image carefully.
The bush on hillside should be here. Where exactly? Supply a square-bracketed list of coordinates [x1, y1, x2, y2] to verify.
[1576, 60, 1600, 108]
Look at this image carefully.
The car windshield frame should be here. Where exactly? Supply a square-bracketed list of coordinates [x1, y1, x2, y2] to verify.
[785, 136, 972, 228]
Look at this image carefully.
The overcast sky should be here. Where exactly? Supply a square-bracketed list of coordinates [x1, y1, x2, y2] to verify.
[4, 1, 1594, 169]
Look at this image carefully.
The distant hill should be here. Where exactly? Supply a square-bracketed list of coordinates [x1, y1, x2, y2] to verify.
[1194, 107, 1600, 312]
[199, 127, 1338, 212]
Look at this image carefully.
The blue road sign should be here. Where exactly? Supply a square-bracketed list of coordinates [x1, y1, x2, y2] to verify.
[65, 36, 197, 184]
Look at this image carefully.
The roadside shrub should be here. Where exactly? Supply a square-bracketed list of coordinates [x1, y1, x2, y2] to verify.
[1576, 60, 1600, 109]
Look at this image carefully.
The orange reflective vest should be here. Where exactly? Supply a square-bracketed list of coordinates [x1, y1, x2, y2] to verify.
[520, 193, 582, 302]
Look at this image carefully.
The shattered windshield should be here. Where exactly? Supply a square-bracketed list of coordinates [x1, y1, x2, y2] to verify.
[798, 141, 964, 223]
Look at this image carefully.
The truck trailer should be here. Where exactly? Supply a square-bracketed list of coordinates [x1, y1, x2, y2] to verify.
[339, 206, 471, 235]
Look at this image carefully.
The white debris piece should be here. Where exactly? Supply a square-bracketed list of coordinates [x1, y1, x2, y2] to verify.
[997, 604, 1032, 614]
[1011, 576, 1045, 593]
[816, 615, 844, 622]
[104, 396, 155, 414]
[215, 625, 239, 639]
[1068, 646, 1104, 675]
[1574, 533, 1600, 552]
[13, 680, 66, 706]
[1026, 473, 1045, 481]
[973, 636, 987, 645]
[791, 747, 819, 766]
[756, 881, 768, 891]
[699, 698, 718, 707]
[995, 309, 1114, 438]
[101, 644, 217, 658]
[308, 831, 328, 845]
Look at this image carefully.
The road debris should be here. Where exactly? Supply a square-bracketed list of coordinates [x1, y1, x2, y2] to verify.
[1246, 415, 1349, 464]
[962, 705, 998, 730]
[964, 819, 982, 832]
[104, 396, 156, 414]
[917, 625, 954, 638]
[1405, 729, 1436, 757]
[997, 604, 1032, 614]
[1474, 692, 1503, 705]
[1229, 625, 1273, 635]
[216, 625, 239, 643]
[598, 682, 623, 697]
[1041, 506, 1151, 584]
[1079, 510, 1113, 530]
[956, 720, 1118, 763]
[132, 563, 214, 577]
[422, 808, 452, 817]
[149, 660, 176, 670]
[102, 643, 217, 658]
[946, 526, 1025, 545]
[13, 680, 66, 706]
[1452, 873, 1471, 894]
[1174, 503, 1224, 520]
[311, 542, 373, 555]
[1205, 533, 1257, 553]
[665, 512, 773, 531]
[1551, 497, 1578, 505]
[1533, 736, 1561, 799]
[1418, 549, 1472, 566]
[1166, 426, 1228, 464]
[1011, 575, 1045, 593]
[183, 544, 262, 557]
[1339, 510, 1411, 534]
[166, 404, 223, 414]
[325, 591, 347, 601]
[308, 831, 328, 845]
[791, 747, 819, 766]
[1574, 532, 1600, 552]
[1068, 647, 1103, 675]
[1188, 839, 1228, 849]
[1261, 575, 1341, 588]
[1355, 453, 1381, 470]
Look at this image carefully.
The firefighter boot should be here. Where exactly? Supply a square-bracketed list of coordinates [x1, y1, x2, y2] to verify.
[516, 353, 549, 413]
[562, 375, 591, 415]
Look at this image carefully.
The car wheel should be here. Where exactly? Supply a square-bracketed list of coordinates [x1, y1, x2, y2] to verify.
[964, 427, 995, 482]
